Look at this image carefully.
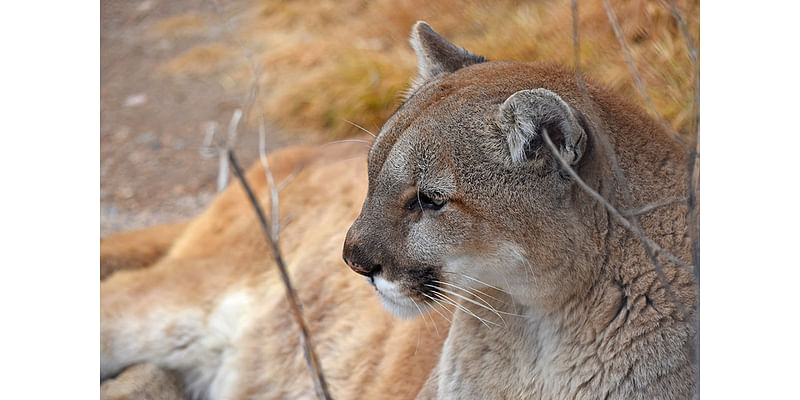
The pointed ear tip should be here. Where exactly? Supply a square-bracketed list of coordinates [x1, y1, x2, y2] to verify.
[411, 21, 438, 39]
[413, 21, 432, 32]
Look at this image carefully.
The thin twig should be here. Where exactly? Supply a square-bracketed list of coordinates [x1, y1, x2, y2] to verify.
[201, 122, 219, 158]
[570, 0, 691, 264]
[208, 2, 330, 396]
[217, 109, 242, 192]
[228, 151, 333, 400]
[276, 163, 305, 193]
[623, 197, 687, 217]
[569, 1, 690, 320]
[540, 128, 688, 320]
[659, 0, 701, 395]
[660, 0, 698, 66]
[249, 67, 281, 240]
[600, 0, 686, 147]
[659, 0, 700, 282]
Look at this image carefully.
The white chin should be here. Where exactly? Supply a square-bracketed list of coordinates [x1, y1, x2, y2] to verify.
[373, 275, 425, 319]
[378, 293, 423, 319]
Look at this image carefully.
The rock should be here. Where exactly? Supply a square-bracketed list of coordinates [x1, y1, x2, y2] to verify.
[124, 93, 148, 107]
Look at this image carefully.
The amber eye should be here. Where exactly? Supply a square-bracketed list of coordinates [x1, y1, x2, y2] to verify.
[407, 192, 446, 211]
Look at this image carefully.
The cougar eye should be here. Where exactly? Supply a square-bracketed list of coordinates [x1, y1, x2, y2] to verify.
[406, 192, 446, 211]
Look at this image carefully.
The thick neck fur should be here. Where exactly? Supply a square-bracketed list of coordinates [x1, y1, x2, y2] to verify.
[431, 134, 696, 399]
[434, 259, 695, 399]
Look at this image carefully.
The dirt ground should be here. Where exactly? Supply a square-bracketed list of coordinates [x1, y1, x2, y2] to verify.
[100, 0, 293, 236]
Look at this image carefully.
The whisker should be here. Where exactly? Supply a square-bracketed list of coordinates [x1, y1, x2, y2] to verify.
[410, 298, 433, 336]
[440, 271, 522, 314]
[416, 297, 440, 337]
[421, 293, 454, 323]
[343, 119, 377, 138]
[411, 308, 422, 355]
[431, 290, 497, 329]
[433, 279, 504, 305]
[432, 280, 510, 325]
[421, 300, 441, 337]
[489, 263, 514, 296]
[427, 284, 506, 327]
[430, 281, 500, 312]
[323, 139, 373, 147]
[409, 299, 427, 353]
[428, 310, 441, 336]
[441, 271, 510, 294]
[421, 292, 454, 324]
[524, 259, 534, 283]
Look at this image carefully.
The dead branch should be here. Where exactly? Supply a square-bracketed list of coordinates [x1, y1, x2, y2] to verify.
[572, 1, 699, 395]
[600, 0, 686, 147]
[216, 109, 242, 192]
[623, 197, 687, 217]
[659, 0, 701, 395]
[568, 0, 690, 318]
[201, 122, 219, 159]
[205, 1, 331, 397]
[228, 151, 333, 400]
[541, 127, 688, 318]
[243, 57, 282, 241]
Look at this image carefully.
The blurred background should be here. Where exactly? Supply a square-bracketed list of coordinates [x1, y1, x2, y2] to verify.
[100, 0, 699, 236]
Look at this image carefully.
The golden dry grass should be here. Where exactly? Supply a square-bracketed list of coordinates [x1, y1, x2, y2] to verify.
[155, 0, 699, 140]
[160, 44, 237, 77]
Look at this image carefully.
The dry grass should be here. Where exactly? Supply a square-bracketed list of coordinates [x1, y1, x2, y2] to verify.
[160, 44, 238, 77]
[155, 0, 698, 139]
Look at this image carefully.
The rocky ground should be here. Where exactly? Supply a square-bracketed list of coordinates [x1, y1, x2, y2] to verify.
[100, 0, 293, 235]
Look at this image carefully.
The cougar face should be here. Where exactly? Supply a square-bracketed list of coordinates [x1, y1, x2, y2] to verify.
[343, 23, 597, 318]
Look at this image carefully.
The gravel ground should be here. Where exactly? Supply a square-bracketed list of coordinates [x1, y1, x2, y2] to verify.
[100, 0, 293, 236]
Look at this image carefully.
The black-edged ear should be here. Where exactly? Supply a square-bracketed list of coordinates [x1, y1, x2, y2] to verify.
[410, 21, 486, 83]
[497, 89, 588, 168]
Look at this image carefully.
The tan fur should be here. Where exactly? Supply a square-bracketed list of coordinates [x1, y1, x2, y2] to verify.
[100, 221, 189, 280]
[101, 143, 448, 399]
[344, 22, 696, 399]
[101, 21, 696, 399]
[101, 363, 184, 400]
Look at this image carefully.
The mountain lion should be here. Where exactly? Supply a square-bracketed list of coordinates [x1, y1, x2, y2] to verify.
[101, 21, 696, 399]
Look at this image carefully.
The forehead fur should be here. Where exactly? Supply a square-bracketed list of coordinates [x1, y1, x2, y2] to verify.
[370, 119, 457, 197]
[368, 61, 592, 183]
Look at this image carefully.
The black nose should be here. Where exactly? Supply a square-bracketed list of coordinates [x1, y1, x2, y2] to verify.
[342, 250, 382, 278]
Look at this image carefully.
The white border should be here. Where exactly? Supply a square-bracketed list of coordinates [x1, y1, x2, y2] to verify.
[703, 1, 800, 397]
[0, 1, 98, 398]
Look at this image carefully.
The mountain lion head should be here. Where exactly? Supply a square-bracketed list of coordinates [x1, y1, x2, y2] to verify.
[344, 22, 616, 318]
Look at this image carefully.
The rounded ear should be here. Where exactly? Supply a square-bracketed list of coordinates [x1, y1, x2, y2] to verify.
[409, 21, 486, 83]
[497, 89, 588, 168]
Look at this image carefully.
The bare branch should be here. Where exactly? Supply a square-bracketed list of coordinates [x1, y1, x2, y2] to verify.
[217, 109, 242, 193]
[600, 0, 686, 147]
[623, 197, 687, 217]
[540, 128, 688, 319]
[659, 2, 700, 395]
[276, 163, 305, 193]
[200, 122, 219, 159]
[227, 108, 243, 148]
[569, 1, 690, 321]
[660, 0, 698, 66]
[658, 0, 700, 280]
[228, 151, 332, 400]
[205, 1, 331, 397]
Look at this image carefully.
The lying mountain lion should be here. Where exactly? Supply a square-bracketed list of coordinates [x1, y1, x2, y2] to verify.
[101, 22, 696, 399]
